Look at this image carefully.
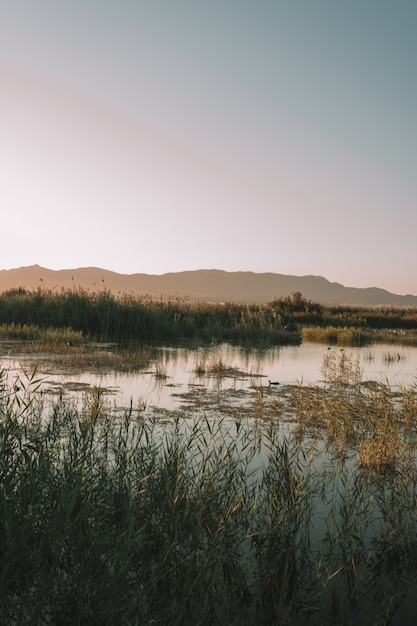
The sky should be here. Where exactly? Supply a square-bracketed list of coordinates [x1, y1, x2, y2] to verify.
[1, 1, 416, 295]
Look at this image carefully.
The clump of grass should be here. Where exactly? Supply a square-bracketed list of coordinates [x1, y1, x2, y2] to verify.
[250, 380, 266, 419]
[292, 350, 417, 475]
[84, 385, 108, 422]
[301, 326, 371, 346]
[321, 348, 362, 386]
[193, 352, 241, 380]
[0, 323, 84, 347]
[207, 353, 228, 376]
[193, 354, 207, 376]
[370, 328, 417, 345]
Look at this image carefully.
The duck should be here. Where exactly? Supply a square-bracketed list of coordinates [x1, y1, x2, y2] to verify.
[268, 380, 279, 386]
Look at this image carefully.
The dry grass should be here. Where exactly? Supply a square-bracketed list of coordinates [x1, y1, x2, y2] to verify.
[291, 349, 417, 475]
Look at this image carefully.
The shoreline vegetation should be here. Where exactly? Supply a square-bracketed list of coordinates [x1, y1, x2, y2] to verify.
[0, 288, 417, 350]
[1, 353, 417, 624]
[1, 288, 417, 623]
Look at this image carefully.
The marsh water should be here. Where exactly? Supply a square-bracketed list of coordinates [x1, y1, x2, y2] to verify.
[3, 341, 417, 624]
[3, 341, 417, 419]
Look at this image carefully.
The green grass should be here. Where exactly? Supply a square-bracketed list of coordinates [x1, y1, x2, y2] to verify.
[1, 358, 417, 624]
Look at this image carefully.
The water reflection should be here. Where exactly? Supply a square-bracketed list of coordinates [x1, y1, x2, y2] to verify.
[1, 342, 417, 416]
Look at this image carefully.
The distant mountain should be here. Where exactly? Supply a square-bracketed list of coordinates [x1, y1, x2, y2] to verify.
[0, 265, 416, 307]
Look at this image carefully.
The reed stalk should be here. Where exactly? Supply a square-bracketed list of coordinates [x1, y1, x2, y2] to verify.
[1, 359, 417, 624]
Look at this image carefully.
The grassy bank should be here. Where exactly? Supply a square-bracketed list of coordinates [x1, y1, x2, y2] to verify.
[1, 356, 417, 625]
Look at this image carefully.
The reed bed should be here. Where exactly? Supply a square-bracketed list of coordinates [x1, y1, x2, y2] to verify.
[0, 322, 84, 346]
[1, 359, 417, 624]
[2, 289, 417, 350]
[291, 349, 417, 473]
[301, 325, 373, 346]
[301, 325, 417, 347]
[0, 288, 299, 346]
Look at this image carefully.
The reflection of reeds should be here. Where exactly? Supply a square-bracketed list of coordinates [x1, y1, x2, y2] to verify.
[2, 344, 153, 374]
[154, 361, 168, 379]
[2, 362, 417, 624]
[293, 350, 417, 475]
[208, 353, 227, 376]
[193, 355, 207, 377]
[193, 353, 229, 378]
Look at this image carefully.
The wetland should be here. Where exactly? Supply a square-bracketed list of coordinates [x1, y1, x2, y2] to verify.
[1, 288, 417, 624]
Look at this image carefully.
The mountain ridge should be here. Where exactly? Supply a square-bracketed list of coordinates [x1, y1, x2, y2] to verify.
[0, 265, 416, 307]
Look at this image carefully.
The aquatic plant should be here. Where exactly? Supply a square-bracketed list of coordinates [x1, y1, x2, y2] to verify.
[292, 349, 417, 475]
[1, 365, 417, 624]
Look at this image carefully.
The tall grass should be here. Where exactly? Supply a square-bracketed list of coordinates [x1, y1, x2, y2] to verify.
[0, 322, 84, 345]
[271, 293, 417, 332]
[292, 348, 417, 473]
[1, 361, 417, 624]
[0, 288, 299, 346]
[301, 325, 417, 347]
[2, 288, 417, 348]
[301, 325, 372, 346]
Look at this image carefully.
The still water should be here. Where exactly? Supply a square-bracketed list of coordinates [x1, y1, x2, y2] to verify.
[3, 342, 417, 416]
[3, 341, 417, 623]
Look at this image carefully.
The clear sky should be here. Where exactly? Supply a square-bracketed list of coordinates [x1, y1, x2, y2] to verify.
[1, 1, 416, 295]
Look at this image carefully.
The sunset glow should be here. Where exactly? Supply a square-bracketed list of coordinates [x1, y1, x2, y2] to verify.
[1, 1, 416, 295]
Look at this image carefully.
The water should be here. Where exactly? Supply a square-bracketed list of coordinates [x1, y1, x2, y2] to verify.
[2, 341, 417, 623]
[2, 341, 417, 417]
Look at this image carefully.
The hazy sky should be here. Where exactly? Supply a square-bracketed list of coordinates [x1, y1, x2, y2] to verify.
[1, 1, 416, 295]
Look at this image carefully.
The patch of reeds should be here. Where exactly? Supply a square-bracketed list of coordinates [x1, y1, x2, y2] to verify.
[371, 328, 417, 345]
[292, 349, 417, 474]
[193, 352, 242, 380]
[301, 325, 372, 346]
[193, 354, 207, 377]
[0, 323, 84, 346]
[3, 288, 417, 351]
[303, 325, 417, 347]
[1, 367, 417, 623]
[0, 288, 300, 346]
[207, 352, 228, 377]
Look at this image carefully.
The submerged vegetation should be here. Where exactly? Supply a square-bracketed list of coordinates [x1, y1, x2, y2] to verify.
[1, 352, 417, 624]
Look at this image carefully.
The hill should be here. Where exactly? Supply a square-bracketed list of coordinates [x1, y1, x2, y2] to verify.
[0, 265, 416, 307]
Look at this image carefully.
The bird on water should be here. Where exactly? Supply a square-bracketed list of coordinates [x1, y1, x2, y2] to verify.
[268, 380, 279, 386]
